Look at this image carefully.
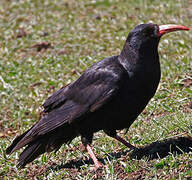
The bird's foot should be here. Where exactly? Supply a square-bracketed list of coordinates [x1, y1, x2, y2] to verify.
[85, 144, 104, 171]
[90, 161, 103, 171]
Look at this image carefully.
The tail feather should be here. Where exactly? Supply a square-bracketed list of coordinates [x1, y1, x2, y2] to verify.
[6, 129, 31, 154]
[6, 124, 78, 168]
[17, 139, 45, 168]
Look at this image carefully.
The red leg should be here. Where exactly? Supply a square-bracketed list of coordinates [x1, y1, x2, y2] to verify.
[86, 144, 103, 170]
[114, 135, 135, 149]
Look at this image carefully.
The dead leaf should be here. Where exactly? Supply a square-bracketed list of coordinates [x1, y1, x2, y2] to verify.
[32, 42, 52, 52]
[16, 28, 27, 38]
[30, 82, 42, 88]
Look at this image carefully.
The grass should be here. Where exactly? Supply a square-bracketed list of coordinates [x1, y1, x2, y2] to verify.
[0, 0, 191, 179]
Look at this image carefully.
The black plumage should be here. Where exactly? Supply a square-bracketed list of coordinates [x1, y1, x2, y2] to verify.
[6, 23, 189, 169]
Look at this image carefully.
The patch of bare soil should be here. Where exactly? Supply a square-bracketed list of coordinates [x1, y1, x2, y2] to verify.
[0, 127, 17, 138]
[15, 28, 28, 38]
[183, 78, 192, 87]
[184, 101, 192, 113]
[179, 77, 192, 88]
[114, 163, 148, 180]
[26, 161, 57, 178]
[126, 169, 148, 180]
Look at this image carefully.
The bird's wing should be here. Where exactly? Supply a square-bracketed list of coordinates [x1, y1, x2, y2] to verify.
[15, 62, 126, 147]
[43, 66, 122, 113]
[43, 84, 70, 113]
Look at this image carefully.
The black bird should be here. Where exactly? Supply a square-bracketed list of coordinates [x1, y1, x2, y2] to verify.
[6, 23, 189, 170]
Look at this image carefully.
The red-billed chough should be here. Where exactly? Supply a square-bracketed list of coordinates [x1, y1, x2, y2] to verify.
[6, 23, 189, 170]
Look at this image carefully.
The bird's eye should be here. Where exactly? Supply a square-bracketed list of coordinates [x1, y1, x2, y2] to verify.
[142, 28, 154, 37]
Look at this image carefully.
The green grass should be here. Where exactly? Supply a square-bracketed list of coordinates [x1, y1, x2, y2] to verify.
[0, 0, 191, 179]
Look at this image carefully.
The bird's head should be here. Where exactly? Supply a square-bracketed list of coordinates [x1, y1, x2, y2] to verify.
[126, 23, 189, 53]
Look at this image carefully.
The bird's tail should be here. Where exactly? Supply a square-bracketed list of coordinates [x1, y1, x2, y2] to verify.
[6, 124, 78, 168]
[6, 129, 31, 155]
[17, 139, 46, 168]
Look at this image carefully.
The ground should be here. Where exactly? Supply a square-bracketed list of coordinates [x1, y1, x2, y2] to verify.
[0, 0, 191, 179]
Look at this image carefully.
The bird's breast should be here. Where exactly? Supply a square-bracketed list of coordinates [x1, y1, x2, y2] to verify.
[108, 66, 161, 128]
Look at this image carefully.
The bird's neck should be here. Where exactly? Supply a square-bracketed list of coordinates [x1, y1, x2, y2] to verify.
[118, 40, 159, 72]
[118, 40, 161, 101]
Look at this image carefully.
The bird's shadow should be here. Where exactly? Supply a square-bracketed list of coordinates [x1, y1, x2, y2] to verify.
[51, 135, 192, 171]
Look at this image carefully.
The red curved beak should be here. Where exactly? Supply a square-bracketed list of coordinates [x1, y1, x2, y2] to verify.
[158, 24, 190, 37]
